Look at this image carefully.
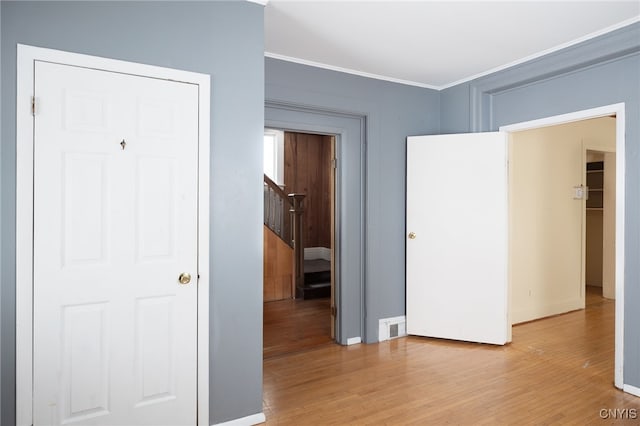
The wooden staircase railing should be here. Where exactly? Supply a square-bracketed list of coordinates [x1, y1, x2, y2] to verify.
[264, 174, 292, 246]
[263, 174, 305, 297]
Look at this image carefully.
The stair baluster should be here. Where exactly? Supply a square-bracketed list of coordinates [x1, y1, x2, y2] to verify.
[264, 174, 305, 298]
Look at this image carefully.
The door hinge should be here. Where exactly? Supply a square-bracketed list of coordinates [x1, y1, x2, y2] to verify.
[331, 305, 337, 317]
[31, 96, 36, 115]
[331, 158, 337, 169]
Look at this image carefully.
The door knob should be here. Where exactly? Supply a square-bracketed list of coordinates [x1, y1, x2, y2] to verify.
[408, 232, 416, 240]
[178, 272, 192, 285]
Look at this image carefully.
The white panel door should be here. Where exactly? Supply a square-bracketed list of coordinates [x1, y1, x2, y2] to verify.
[33, 61, 199, 425]
[406, 132, 510, 345]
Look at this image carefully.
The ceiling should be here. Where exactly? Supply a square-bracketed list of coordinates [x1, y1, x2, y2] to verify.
[264, 1, 640, 90]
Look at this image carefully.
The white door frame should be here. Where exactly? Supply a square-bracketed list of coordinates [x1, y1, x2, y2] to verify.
[15, 44, 211, 425]
[500, 103, 626, 392]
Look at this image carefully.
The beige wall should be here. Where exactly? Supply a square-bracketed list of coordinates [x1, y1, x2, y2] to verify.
[509, 117, 615, 324]
[602, 152, 616, 299]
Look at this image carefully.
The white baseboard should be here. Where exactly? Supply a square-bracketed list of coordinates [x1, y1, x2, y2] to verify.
[512, 298, 583, 325]
[346, 337, 362, 345]
[213, 412, 266, 426]
[304, 247, 331, 261]
[623, 384, 640, 398]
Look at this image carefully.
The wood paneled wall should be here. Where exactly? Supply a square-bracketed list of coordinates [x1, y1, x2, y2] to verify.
[284, 132, 332, 249]
[264, 225, 294, 302]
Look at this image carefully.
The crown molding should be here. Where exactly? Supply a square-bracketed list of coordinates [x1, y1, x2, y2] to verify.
[264, 52, 438, 90]
[266, 17, 639, 91]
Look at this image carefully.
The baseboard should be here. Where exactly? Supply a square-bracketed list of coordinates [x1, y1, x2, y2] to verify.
[213, 412, 266, 426]
[512, 298, 583, 325]
[623, 384, 640, 398]
[346, 337, 362, 345]
[304, 247, 331, 261]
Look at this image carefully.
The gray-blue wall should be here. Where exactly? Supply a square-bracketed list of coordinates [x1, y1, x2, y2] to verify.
[2, 2, 638, 424]
[0, 1, 265, 424]
[441, 23, 640, 388]
[265, 58, 440, 342]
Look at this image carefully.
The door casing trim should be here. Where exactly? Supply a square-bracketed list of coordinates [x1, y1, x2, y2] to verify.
[15, 44, 211, 426]
[265, 100, 367, 344]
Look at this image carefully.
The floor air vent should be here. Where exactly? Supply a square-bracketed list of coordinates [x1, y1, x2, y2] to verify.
[378, 316, 407, 342]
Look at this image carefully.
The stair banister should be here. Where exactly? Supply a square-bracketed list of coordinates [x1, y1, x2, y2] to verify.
[263, 174, 292, 245]
[264, 173, 306, 299]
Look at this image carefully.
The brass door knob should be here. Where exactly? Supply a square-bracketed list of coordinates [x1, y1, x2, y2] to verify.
[178, 272, 192, 285]
[408, 232, 416, 240]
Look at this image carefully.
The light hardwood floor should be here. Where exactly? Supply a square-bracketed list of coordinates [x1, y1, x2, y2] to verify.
[263, 287, 640, 424]
[264, 297, 332, 359]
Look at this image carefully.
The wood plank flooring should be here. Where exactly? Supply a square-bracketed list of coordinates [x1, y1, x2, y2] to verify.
[264, 297, 333, 359]
[263, 287, 640, 424]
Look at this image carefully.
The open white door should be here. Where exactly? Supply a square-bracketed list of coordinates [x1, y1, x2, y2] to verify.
[406, 132, 510, 345]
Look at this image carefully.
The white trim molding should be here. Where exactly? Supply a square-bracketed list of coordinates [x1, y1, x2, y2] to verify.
[265, 52, 439, 90]
[441, 16, 640, 90]
[267, 18, 639, 91]
[500, 102, 626, 392]
[346, 337, 362, 345]
[213, 412, 266, 426]
[623, 384, 640, 398]
[16, 44, 211, 426]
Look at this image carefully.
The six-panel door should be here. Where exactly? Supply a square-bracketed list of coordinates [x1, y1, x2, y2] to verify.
[33, 61, 199, 425]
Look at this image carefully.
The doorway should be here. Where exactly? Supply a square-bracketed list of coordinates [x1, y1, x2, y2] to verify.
[263, 130, 337, 358]
[584, 146, 616, 301]
[501, 103, 625, 390]
[264, 101, 366, 346]
[508, 116, 616, 324]
[406, 103, 626, 392]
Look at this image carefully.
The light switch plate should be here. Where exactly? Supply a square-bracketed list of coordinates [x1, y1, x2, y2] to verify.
[573, 185, 588, 200]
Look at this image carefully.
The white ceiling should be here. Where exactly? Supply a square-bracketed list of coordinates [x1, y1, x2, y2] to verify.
[264, 1, 640, 89]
